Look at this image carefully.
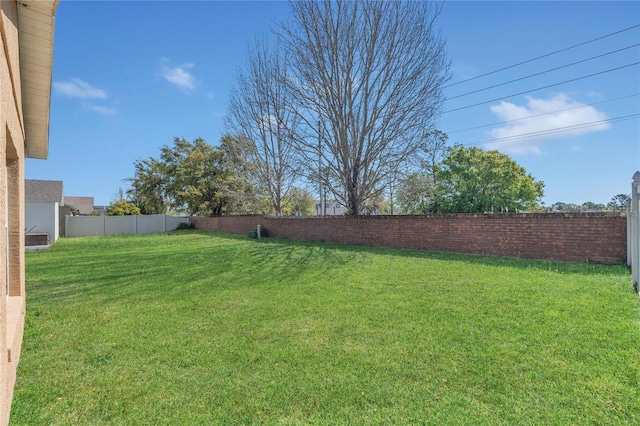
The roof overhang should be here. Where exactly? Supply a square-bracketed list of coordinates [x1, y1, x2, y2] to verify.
[17, 0, 59, 160]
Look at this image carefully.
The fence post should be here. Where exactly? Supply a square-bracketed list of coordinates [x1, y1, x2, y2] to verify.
[632, 171, 640, 293]
[627, 210, 633, 268]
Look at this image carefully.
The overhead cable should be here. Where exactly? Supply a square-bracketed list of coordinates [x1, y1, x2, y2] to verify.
[443, 61, 640, 114]
[447, 93, 640, 135]
[459, 114, 640, 147]
[447, 44, 640, 101]
[445, 24, 640, 88]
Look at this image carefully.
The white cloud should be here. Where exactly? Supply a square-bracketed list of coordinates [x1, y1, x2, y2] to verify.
[485, 93, 610, 155]
[88, 105, 117, 116]
[54, 78, 107, 99]
[451, 64, 478, 82]
[161, 59, 197, 91]
[586, 91, 604, 99]
[260, 113, 279, 131]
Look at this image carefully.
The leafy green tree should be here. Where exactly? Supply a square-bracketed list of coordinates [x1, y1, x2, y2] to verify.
[127, 137, 260, 216]
[548, 202, 563, 211]
[159, 137, 233, 215]
[422, 130, 449, 180]
[106, 199, 141, 216]
[396, 172, 433, 214]
[361, 193, 389, 215]
[550, 202, 591, 212]
[126, 157, 168, 214]
[433, 146, 544, 213]
[282, 187, 315, 216]
[218, 134, 263, 214]
[608, 194, 631, 211]
[581, 201, 606, 211]
[551, 201, 615, 212]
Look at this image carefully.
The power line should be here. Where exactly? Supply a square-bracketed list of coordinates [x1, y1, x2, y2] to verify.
[445, 24, 640, 88]
[443, 61, 640, 114]
[458, 114, 640, 147]
[447, 93, 640, 135]
[446, 44, 640, 101]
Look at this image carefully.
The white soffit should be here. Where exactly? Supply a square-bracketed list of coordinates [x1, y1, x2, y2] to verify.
[17, 0, 59, 160]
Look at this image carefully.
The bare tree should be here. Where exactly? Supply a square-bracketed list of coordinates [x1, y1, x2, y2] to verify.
[422, 130, 449, 180]
[280, 0, 450, 215]
[226, 37, 300, 216]
[420, 129, 449, 212]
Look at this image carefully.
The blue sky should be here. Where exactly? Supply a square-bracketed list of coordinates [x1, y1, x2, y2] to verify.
[26, 0, 639, 207]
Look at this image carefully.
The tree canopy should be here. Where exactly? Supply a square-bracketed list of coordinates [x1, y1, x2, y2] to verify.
[550, 195, 631, 212]
[608, 194, 631, 211]
[128, 137, 255, 216]
[127, 157, 167, 215]
[432, 146, 544, 213]
[106, 199, 141, 216]
[282, 187, 316, 216]
[396, 172, 433, 215]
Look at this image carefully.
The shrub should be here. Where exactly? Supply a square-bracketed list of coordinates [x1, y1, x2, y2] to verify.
[105, 200, 141, 216]
[175, 222, 195, 230]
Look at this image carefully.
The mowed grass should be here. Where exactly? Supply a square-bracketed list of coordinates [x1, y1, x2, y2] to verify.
[12, 230, 640, 425]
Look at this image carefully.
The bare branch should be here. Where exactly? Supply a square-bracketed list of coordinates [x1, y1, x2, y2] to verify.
[226, 36, 301, 216]
[279, 0, 450, 214]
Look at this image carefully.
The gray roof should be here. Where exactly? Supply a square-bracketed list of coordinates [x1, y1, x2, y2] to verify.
[64, 196, 94, 215]
[25, 179, 63, 203]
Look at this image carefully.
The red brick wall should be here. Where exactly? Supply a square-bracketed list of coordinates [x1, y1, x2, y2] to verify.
[190, 215, 263, 235]
[190, 213, 627, 264]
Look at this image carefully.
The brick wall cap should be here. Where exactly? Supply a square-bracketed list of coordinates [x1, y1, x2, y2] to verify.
[222, 212, 626, 220]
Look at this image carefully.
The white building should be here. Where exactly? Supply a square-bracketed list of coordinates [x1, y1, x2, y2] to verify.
[25, 179, 63, 244]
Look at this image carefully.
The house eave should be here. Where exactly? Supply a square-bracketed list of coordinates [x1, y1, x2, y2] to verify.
[17, 0, 59, 160]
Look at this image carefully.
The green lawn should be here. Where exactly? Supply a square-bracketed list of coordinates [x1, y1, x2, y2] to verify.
[12, 231, 640, 425]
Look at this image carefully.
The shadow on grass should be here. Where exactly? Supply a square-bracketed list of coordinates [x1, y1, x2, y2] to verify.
[203, 230, 630, 278]
[26, 230, 362, 306]
[26, 229, 631, 308]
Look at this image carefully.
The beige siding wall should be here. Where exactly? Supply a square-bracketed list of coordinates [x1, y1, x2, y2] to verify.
[0, 1, 27, 424]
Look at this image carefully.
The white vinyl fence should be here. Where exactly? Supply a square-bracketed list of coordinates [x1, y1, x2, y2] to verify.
[65, 214, 189, 238]
[630, 171, 640, 295]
